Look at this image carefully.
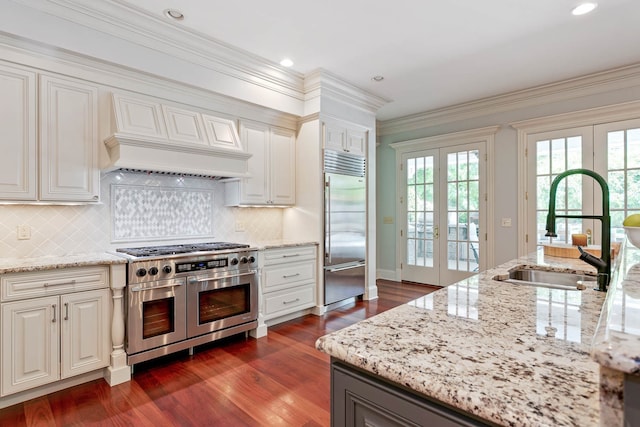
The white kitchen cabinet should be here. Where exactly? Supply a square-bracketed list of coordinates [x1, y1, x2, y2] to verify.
[39, 75, 99, 202]
[261, 245, 317, 324]
[0, 63, 37, 200]
[0, 267, 110, 397]
[0, 62, 99, 202]
[323, 119, 368, 157]
[225, 120, 295, 206]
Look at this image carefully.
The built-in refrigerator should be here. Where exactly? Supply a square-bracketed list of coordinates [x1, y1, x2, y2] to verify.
[324, 150, 366, 305]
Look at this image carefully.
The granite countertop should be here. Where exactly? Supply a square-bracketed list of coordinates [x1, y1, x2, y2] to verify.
[592, 241, 640, 374]
[0, 252, 127, 274]
[316, 249, 607, 426]
[251, 240, 319, 250]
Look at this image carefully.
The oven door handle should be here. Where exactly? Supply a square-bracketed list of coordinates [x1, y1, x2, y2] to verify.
[129, 281, 184, 292]
[188, 270, 258, 284]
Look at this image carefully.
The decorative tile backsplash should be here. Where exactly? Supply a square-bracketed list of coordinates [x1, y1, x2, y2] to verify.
[111, 184, 215, 242]
[0, 170, 284, 258]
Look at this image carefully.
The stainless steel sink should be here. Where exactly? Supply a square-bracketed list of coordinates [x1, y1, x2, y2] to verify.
[494, 268, 595, 290]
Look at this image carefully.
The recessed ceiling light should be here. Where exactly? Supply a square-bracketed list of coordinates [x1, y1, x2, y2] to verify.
[279, 58, 294, 67]
[371, 75, 384, 82]
[572, 2, 597, 16]
[163, 9, 184, 21]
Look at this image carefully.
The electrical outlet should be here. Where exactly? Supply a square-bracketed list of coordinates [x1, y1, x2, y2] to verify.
[235, 221, 245, 232]
[17, 225, 31, 240]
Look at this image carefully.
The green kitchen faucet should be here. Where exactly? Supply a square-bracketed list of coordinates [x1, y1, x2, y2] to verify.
[544, 169, 611, 292]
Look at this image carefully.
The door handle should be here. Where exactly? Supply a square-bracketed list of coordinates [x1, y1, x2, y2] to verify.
[434, 226, 439, 239]
[52, 304, 57, 323]
[64, 303, 69, 320]
[326, 175, 332, 264]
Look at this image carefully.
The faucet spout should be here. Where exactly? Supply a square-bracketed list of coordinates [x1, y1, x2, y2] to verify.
[545, 169, 611, 291]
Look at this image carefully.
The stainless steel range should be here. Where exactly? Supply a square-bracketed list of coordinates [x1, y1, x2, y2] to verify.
[116, 242, 258, 365]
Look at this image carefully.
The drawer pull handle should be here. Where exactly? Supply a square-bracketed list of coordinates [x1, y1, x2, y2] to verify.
[283, 273, 300, 279]
[282, 298, 300, 305]
[282, 254, 300, 258]
[64, 303, 69, 320]
[43, 279, 77, 288]
[52, 304, 57, 323]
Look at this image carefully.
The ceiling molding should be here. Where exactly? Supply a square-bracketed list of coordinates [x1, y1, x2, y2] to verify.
[378, 63, 640, 136]
[0, 33, 300, 130]
[304, 68, 390, 114]
[12, 0, 306, 100]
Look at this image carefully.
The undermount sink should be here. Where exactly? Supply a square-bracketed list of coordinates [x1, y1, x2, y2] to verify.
[493, 268, 595, 290]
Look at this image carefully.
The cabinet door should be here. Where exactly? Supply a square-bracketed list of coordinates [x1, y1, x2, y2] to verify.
[269, 127, 296, 205]
[0, 63, 37, 200]
[346, 128, 367, 157]
[1, 296, 59, 396]
[39, 75, 99, 201]
[60, 289, 110, 379]
[240, 120, 269, 204]
[323, 121, 346, 152]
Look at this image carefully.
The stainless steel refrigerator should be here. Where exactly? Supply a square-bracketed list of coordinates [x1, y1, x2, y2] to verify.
[324, 150, 366, 305]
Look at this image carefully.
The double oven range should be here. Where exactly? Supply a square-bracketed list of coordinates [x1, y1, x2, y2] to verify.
[116, 242, 258, 365]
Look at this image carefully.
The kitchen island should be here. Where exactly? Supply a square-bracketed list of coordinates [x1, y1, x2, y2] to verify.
[316, 249, 616, 426]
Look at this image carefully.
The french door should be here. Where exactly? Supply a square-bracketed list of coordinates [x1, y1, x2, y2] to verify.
[401, 143, 485, 286]
[526, 118, 640, 253]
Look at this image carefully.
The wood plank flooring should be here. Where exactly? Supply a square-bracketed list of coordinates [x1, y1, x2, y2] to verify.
[0, 280, 439, 427]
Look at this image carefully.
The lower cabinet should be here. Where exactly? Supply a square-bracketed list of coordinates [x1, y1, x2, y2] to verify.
[261, 245, 317, 324]
[1, 268, 110, 397]
[332, 361, 489, 427]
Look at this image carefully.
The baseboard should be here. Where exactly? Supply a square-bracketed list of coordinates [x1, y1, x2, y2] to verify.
[377, 269, 397, 281]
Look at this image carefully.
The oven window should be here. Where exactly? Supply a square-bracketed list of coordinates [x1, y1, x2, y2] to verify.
[198, 284, 250, 324]
[142, 298, 175, 339]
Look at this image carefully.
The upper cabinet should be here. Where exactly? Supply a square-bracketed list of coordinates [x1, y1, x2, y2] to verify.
[39, 75, 99, 202]
[323, 119, 368, 157]
[0, 62, 99, 202]
[225, 120, 296, 206]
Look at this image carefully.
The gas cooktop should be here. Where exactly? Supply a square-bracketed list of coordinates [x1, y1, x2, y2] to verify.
[116, 242, 250, 258]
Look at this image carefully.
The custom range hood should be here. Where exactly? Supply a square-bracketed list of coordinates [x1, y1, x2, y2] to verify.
[103, 93, 251, 178]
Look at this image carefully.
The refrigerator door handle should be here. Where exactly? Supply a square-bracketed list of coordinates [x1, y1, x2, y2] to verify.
[326, 262, 365, 273]
[326, 175, 331, 264]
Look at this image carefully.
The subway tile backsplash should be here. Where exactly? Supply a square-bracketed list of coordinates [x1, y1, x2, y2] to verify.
[0, 170, 283, 258]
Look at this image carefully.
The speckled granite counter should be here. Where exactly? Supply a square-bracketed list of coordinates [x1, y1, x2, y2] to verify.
[0, 252, 127, 274]
[316, 249, 607, 426]
[251, 240, 319, 250]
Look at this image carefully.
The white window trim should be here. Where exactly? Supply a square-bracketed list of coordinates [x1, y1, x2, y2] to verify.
[511, 100, 640, 256]
[390, 125, 499, 279]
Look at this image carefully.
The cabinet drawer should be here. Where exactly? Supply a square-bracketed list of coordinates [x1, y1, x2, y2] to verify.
[263, 245, 316, 266]
[264, 284, 315, 318]
[263, 261, 315, 292]
[1, 266, 109, 302]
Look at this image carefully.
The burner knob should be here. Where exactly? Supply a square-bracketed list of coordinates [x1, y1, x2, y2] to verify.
[230, 258, 239, 266]
[136, 268, 147, 277]
[248, 256, 256, 263]
[240, 256, 248, 264]
[148, 267, 159, 275]
[163, 265, 172, 274]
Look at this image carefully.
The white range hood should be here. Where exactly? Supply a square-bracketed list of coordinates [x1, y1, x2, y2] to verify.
[103, 93, 251, 178]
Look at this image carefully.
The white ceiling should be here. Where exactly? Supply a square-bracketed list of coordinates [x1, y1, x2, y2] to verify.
[114, 1, 640, 120]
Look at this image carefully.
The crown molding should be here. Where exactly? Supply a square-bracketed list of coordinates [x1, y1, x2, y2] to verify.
[378, 62, 640, 136]
[11, 0, 305, 100]
[389, 125, 500, 151]
[0, 32, 301, 130]
[304, 68, 390, 114]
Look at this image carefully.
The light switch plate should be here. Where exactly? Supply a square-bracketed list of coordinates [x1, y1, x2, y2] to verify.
[501, 218, 512, 227]
[235, 221, 245, 232]
[383, 216, 394, 224]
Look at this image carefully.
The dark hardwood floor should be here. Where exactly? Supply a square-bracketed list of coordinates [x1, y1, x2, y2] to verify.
[0, 280, 439, 427]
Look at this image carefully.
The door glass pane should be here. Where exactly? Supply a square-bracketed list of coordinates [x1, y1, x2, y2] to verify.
[608, 127, 640, 241]
[536, 135, 583, 245]
[406, 155, 434, 268]
[447, 149, 479, 272]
